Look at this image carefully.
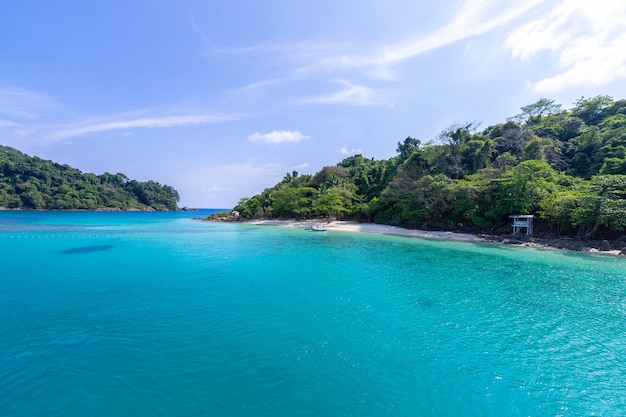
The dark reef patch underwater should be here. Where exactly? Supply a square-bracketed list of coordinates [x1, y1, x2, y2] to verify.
[60, 244, 115, 254]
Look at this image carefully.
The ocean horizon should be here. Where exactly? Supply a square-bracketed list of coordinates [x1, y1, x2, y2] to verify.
[2, 210, 625, 416]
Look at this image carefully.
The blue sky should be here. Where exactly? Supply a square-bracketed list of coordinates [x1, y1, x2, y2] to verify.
[2, 0, 626, 208]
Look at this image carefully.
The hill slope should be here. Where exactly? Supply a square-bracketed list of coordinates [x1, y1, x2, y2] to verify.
[234, 96, 626, 239]
[0, 146, 179, 211]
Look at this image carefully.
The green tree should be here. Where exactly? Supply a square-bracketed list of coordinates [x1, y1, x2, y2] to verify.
[571, 175, 626, 238]
[489, 160, 558, 222]
[396, 137, 421, 162]
[235, 196, 263, 218]
[314, 192, 347, 219]
[539, 188, 582, 236]
[511, 98, 562, 123]
[272, 187, 317, 218]
[572, 95, 614, 126]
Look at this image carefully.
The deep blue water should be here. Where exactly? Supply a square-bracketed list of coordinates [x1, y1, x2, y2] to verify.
[1, 211, 626, 416]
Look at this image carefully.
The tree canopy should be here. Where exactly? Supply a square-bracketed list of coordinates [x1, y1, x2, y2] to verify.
[235, 96, 626, 239]
[0, 146, 179, 211]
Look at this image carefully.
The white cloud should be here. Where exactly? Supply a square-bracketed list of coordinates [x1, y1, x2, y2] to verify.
[373, 0, 546, 67]
[218, 1, 546, 107]
[0, 86, 241, 143]
[340, 146, 363, 155]
[303, 80, 387, 107]
[48, 113, 235, 142]
[238, 78, 284, 92]
[292, 0, 545, 75]
[0, 87, 60, 120]
[0, 86, 242, 144]
[506, 0, 626, 93]
[248, 130, 311, 144]
[0, 119, 18, 127]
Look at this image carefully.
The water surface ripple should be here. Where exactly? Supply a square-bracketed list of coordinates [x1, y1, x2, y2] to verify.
[1, 211, 625, 416]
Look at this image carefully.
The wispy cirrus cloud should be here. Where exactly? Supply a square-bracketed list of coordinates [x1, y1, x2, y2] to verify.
[302, 80, 388, 107]
[0, 86, 242, 144]
[48, 113, 233, 142]
[248, 130, 311, 144]
[505, 0, 626, 93]
[0, 119, 18, 128]
[0, 87, 61, 120]
[371, 0, 545, 67]
[212, 1, 546, 108]
[290, 0, 545, 76]
[237, 78, 285, 93]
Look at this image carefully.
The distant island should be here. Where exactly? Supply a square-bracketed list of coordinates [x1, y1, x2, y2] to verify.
[232, 96, 626, 242]
[0, 145, 179, 211]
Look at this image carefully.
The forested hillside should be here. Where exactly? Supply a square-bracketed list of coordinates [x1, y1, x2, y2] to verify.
[0, 146, 179, 211]
[235, 96, 626, 239]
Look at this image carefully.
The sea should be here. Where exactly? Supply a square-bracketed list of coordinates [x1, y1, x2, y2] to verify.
[1, 210, 625, 416]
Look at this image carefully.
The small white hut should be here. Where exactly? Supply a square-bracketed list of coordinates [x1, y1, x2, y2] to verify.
[510, 215, 534, 236]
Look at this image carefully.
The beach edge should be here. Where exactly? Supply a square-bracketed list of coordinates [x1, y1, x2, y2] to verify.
[233, 219, 625, 256]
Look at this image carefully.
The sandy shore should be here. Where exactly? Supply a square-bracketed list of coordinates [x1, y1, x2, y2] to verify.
[240, 219, 625, 256]
[246, 219, 486, 242]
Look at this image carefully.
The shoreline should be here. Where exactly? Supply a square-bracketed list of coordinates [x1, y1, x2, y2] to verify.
[236, 219, 625, 257]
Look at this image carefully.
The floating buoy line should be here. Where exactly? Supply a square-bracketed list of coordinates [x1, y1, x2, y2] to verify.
[2, 234, 117, 239]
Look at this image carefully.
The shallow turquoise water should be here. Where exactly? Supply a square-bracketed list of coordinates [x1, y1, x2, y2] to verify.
[1, 211, 626, 416]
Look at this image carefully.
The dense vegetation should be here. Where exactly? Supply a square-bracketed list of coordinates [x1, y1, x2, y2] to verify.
[0, 146, 179, 211]
[235, 96, 626, 239]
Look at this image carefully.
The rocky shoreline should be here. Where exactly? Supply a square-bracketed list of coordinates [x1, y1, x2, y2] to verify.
[491, 234, 625, 256]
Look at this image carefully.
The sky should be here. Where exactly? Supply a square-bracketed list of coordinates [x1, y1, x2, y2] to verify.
[2, 0, 626, 208]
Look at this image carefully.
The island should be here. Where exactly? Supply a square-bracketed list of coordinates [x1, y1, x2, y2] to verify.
[227, 96, 626, 252]
[0, 145, 179, 211]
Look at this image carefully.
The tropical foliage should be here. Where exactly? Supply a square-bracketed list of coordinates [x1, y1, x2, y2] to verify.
[0, 146, 179, 211]
[235, 96, 626, 239]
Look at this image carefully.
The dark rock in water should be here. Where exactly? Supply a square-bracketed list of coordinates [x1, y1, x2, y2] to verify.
[60, 245, 114, 254]
[600, 240, 611, 251]
[204, 212, 241, 222]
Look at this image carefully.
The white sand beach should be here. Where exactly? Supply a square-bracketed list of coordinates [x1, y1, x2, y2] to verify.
[245, 219, 488, 242]
[242, 219, 624, 256]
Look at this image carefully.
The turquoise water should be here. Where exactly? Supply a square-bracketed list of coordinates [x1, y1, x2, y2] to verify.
[1, 211, 626, 416]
